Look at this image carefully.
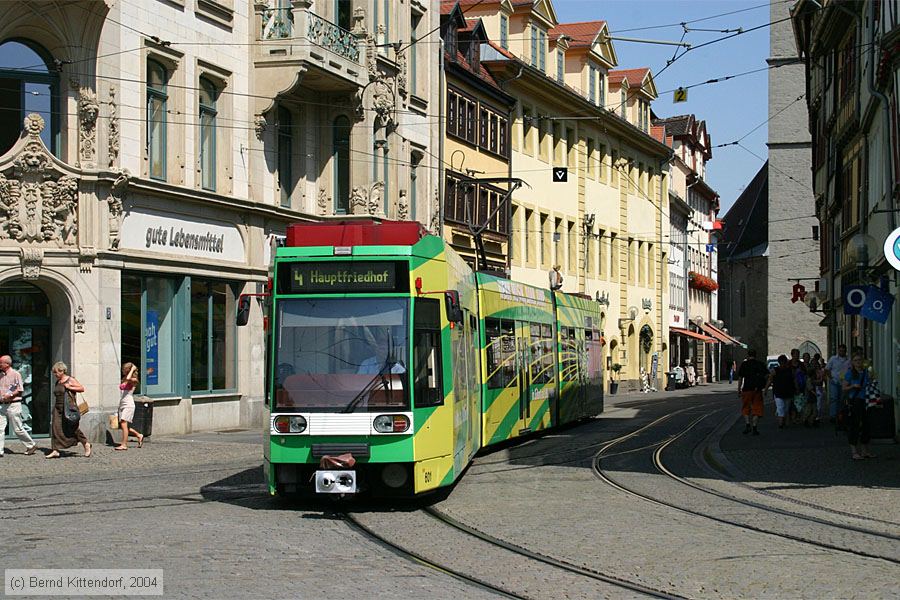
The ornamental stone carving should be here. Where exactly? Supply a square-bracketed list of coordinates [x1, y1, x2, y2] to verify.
[108, 86, 119, 168]
[351, 7, 366, 34]
[317, 188, 329, 216]
[78, 84, 100, 167]
[254, 115, 267, 140]
[20, 247, 43, 279]
[366, 32, 378, 80]
[397, 51, 408, 98]
[430, 187, 440, 235]
[367, 181, 383, 216]
[350, 186, 367, 215]
[0, 115, 80, 246]
[108, 170, 129, 250]
[371, 77, 395, 128]
[397, 189, 409, 220]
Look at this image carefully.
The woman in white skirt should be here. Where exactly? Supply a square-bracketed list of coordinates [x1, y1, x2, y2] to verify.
[116, 362, 144, 450]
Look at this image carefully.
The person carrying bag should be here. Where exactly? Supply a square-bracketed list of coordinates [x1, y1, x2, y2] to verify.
[46, 361, 91, 459]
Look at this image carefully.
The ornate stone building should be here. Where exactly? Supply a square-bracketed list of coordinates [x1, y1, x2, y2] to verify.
[0, 0, 439, 440]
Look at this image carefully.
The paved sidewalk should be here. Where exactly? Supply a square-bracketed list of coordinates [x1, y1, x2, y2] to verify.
[713, 402, 900, 522]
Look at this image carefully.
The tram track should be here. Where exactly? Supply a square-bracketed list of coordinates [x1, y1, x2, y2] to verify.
[593, 407, 900, 566]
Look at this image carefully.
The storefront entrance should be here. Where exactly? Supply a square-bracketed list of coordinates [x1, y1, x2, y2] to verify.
[0, 282, 52, 438]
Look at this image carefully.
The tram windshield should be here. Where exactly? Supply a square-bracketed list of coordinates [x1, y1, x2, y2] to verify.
[273, 298, 409, 412]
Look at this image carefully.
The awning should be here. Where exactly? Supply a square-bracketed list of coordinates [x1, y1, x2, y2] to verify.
[670, 327, 717, 343]
[701, 323, 747, 348]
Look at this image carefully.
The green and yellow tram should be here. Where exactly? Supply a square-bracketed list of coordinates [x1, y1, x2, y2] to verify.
[241, 220, 604, 497]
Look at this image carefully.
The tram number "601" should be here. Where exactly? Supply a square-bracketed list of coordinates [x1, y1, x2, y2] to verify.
[423, 471, 433, 484]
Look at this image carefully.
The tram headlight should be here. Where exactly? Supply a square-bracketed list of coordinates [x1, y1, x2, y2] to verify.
[273, 415, 307, 434]
[373, 414, 410, 433]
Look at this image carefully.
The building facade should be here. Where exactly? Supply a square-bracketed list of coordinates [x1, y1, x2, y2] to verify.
[449, 0, 672, 391]
[0, 0, 439, 441]
[792, 0, 900, 437]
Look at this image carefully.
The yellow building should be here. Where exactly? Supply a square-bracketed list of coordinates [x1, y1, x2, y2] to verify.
[440, 4, 516, 271]
[446, 0, 672, 391]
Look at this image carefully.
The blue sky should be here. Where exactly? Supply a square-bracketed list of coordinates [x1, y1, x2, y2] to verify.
[554, 0, 776, 211]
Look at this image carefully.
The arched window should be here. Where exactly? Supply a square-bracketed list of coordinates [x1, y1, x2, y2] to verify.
[199, 77, 218, 191]
[332, 116, 351, 213]
[147, 59, 168, 180]
[0, 40, 59, 156]
[277, 106, 293, 207]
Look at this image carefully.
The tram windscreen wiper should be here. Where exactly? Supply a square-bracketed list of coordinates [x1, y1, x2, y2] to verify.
[341, 359, 391, 413]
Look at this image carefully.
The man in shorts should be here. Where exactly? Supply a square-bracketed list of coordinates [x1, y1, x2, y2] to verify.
[737, 349, 768, 435]
[771, 355, 796, 429]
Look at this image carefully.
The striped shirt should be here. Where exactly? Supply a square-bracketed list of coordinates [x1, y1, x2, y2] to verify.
[0, 367, 24, 403]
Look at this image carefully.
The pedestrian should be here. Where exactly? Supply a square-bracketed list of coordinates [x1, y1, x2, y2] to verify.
[788, 349, 803, 425]
[811, 353, 826, 425]
[793, 355, 809, 426]
[45, 361, 91, 459]
[685, 361, 696, 387]
[115, 362, 144, 450]
[737, 349, 767, 435]
[843, 353, 876, 460]
[0, 355, 37, 457]
[771, 355, 795, 429]
[825, 344, 850, 421]
[549, 265, 563, 291]
[729, 360, 737, 385]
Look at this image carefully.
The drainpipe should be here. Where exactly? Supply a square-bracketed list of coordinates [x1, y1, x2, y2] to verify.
[438, 36, 446, 234]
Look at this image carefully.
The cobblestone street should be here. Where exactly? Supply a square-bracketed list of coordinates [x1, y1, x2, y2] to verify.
[2, 385, 897, 599]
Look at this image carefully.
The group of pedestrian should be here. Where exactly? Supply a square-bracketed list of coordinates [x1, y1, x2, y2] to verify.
[736, 343, 876, 460]
[0, 358, 143, 458]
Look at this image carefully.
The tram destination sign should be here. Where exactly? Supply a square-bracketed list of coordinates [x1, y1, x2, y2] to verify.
[278, 261, 408, 294]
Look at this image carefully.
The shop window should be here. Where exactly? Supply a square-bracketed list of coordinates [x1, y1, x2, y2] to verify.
[121, 275, 178, 397]
[191, 280, 237, 392]
[147, 59, 168, 181]
[0, 40, 58, 156]
[199, 77, 218, 191]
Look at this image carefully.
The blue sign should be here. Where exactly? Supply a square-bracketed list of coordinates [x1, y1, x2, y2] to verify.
[705, 244, 716, 253]
[860, 285, 894, 324]
[843, 285, 867, 315]
[145, 310, 159, 385]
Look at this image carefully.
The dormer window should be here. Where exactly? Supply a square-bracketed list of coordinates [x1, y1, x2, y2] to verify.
[620, 88, 626, 119]
[468, 40, 480, 71]
[589, 66, 596, 103]
[557, 50, 564, 83]
[500, 14, 509, 48]
[531, 24, 546, 71]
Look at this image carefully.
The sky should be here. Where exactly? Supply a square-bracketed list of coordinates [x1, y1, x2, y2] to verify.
[554, 0, 777, 211]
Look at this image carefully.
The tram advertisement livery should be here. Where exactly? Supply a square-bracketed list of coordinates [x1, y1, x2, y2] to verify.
[245, 220, 605, 498]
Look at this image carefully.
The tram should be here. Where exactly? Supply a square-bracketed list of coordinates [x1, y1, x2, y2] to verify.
[239, 220, 604, 497]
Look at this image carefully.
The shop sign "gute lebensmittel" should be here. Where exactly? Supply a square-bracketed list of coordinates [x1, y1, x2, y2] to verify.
[119, 208, 245, 263]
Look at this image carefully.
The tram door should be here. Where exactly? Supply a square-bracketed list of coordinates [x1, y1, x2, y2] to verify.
[515, 321, 532, 433]
[0, 283, 52, 438]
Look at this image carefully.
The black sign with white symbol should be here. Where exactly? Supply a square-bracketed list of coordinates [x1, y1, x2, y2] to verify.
[552, 167, 568, 182]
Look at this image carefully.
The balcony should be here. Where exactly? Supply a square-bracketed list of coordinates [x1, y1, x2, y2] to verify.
[253, 1, 366, 114]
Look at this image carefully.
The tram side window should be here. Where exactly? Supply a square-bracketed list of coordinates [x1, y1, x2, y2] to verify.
[560, 326, 577, 381]
[541, 324, 554, 384]
[529, 324, 543, 384]
[414, 298, 443, 407]
[486, 318, 516, 389]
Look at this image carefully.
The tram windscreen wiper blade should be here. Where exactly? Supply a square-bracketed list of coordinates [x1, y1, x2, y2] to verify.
[341, 358, 391, 413]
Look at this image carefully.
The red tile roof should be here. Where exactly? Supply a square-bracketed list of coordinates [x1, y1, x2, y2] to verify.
[608, 67, 650, 86]
[448, 50, 503, 91]
[549, 21, 606, 48]
[650, 125, 666, 144]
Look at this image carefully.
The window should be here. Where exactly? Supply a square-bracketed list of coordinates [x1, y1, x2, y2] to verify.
[567, 220, 575, 272]
[586, 138, 595, 179]
[277, 106, 293, 207]
[410, 13, 421, 95]
[191, 280, 237, 392]
[199, 77, 218, 191]
[147, 59, 168, 181]
[485, 318, 515, 389]
[121, 275, 178, 397]
[539, 213, 548, 266]
[413, 298, 443, 407]
[525, 208, 533, 263]
[538, 115, 548, 161]
[500, 14, 509, 48]
[522, 106, 533, 154]
[554, 217, 563, 266]
[566, 127, 576, 167]
[0, 40, 58, 156]
[589, 66, 596, 104]
[609, 232, 618, 279]
[598, 74, 605, 108]
[335, 0, 352, 30]
[333, 116, 351, 213]
[599, 144, 607, 180]
[611, 150, 618, 187]
[447, 88, 476, 145]
[531, 26, 538, 67]
[410, 152, 420, 221]
[620, 88, 627, 119]
[553, 122, 563, 164]
[557, 50, 564, 83]
[539, 30, 546, 72]
[598, 229, 607, 278]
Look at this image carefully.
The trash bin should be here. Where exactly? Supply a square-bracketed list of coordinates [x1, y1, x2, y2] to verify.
[868, 396, 895, 439]
[131, 397, 153, 437]
[665, 372, 676, 391]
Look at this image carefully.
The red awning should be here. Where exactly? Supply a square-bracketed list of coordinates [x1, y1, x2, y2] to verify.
[670, 327, 717, 343]
[701, 323, 744, 347]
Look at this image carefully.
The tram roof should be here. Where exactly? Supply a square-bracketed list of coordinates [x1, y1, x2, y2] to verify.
[285, 220, 429, 248]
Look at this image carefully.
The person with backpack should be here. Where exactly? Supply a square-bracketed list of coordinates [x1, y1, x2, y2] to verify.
[843, 353, 875, 460]
[737, 349, 768, 435]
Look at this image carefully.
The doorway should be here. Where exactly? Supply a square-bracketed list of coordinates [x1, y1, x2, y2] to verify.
[0, 282, 52, 438]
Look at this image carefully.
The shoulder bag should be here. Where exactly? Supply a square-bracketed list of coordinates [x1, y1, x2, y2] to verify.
[63, 389, 81, 424]
[76, 392, 90, 415]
